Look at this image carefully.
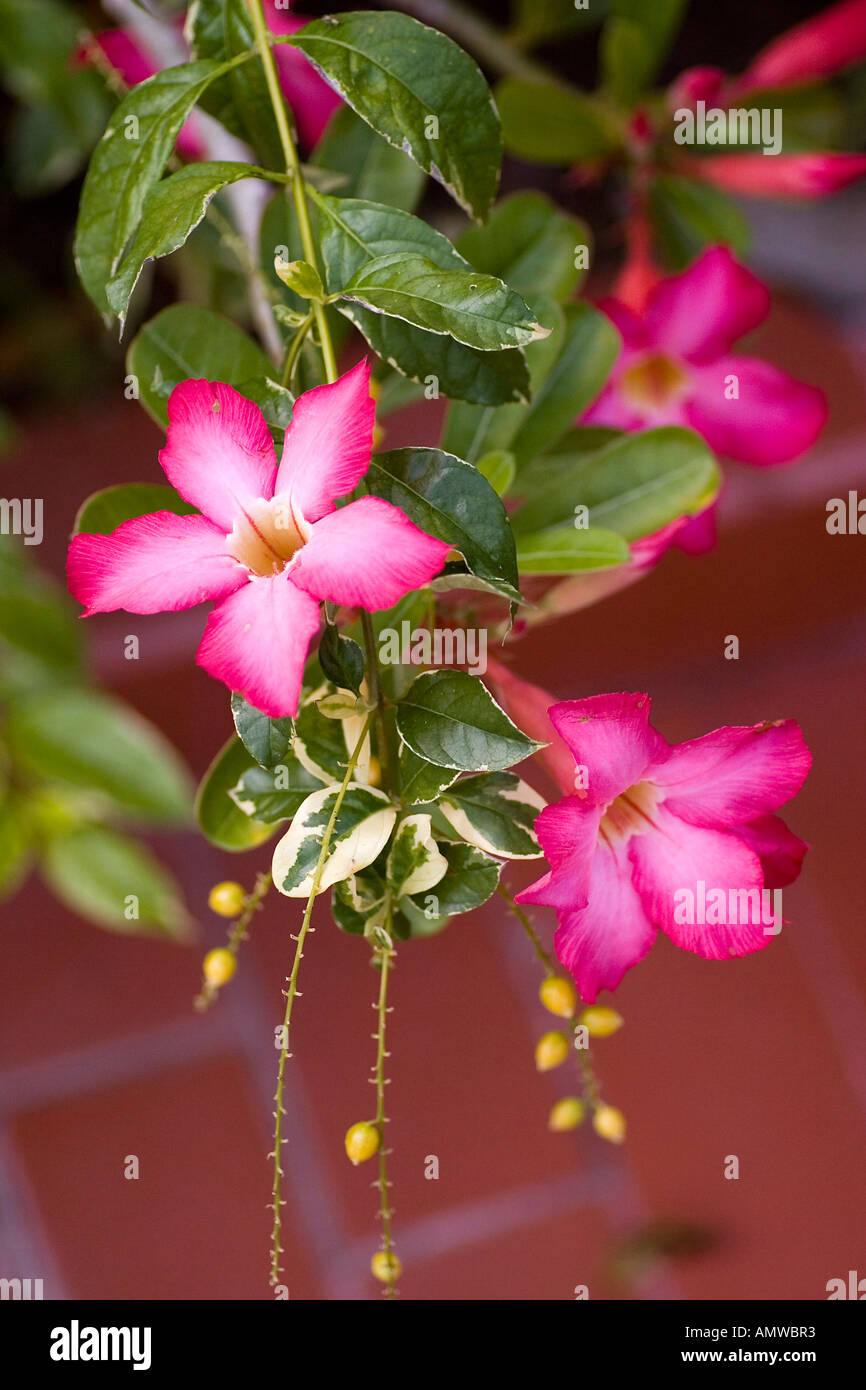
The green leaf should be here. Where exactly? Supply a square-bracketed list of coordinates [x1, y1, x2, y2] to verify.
[457, 191, 590, 304]
[511, 0, 610, 43]
[7, 689, 192, 823]
[386, 812, 448, 898]
[127, 304, 274, 427]
[339, 252, 547, 352]
[0, 540, 81, 691]
[40, 825, 192, 939]
[511, 426, 722, 541]
[271, 784, 397, 897]
[496, 79, 619, 163]
[285, 11, 502, 221]
[74, 56, 254, 315]
[397, 671, 543, 772]
[0, 793, 33, 899]
[228, 754, 323, 824]
[196, 736, 275, 850]
[407, 840, 501, 921]
[439, 771, 544, 859]
[314, 192, 530, 405]
[293, 691, 354, 782]
[476, 450, 515, 497]
[73, 484, 196, 536]
[312, 104, 426, 211]
[231, 693, 295, 770]
[602, 0, 686, 103]
[515, 526, 630, 573]
[108, 161, 274, 327]
[399, 746, 460, 806]
[651, 173, 750, 270]
[186, 0, 281, 165]
[365, 448, 520, 602]
[319, 625, 365, 696]
[508, 303, 621, 470]
[331, 867, 388, 934]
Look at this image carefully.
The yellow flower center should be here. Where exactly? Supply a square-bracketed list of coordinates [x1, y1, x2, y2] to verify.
[620, 352, 689, 412]
[227, 495, 308, 576]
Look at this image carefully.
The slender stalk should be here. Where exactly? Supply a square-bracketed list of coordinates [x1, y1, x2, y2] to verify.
[269, 712, 374, 1285]
[371, 924, 398, 1298]
[194, 872, 271, 1012]
[247, 0, 338, 384]
[280, 312, 314, 388]
[497, 881, 555, 973]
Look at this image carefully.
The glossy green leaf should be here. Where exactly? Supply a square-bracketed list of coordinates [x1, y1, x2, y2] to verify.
[476, 450, 515, 497]
[511, 426, 722, 541]
[439, 771, 544, 859]
[397, 671, 543, 772]
[74, 56, 254, 315]
[515, 526, 630, 573]
[285, 11, 502, 220]
[228, 754, 323, 824]
[73, 484, 195, 536]
[386, 812, 448, 898]
[318, 625, 365, 696]
[108, 161, 274, 327]
[457, 191, 590, 304]
[231, 692, 295, 770]
[407, 840, 501, 921]
[127, 304, 274, 427]
[196, 736, 275, 850]
[340, 252, 548, 352]
[651, 173, 750, 270]
[496, 78, 619, 164]
[312, 104, 426, 210]
[7, 689, 192, 823]
[398, 746, 460, 806]
[365, 448, 520, 602]
[41, 825, 192, 939]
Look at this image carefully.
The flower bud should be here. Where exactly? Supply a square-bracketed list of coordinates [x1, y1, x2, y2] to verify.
[535, 1030, 569, 1072]
[539, 975, 577, 1018]
[371, 1250, 401, 1283]
[202, 948, 236, 987]
[593, 1104, 626, 1144]
[548, 1097, 585, 1132]
[366, 754, 382, 787]
[208, 881, 246, 917]
[579, 1005, 624, 1038]
[344, 1121, 380, 1165]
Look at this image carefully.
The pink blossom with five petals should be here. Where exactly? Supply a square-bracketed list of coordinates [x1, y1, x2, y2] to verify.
[513, 690, 811, 1001]
[67, 360, 449, 717]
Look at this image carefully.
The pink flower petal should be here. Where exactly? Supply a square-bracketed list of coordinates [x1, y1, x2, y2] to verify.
[689, 152, 866, 198]
[548, 694, 668, 807]
[275, 359, 375, 524]
[267, 9, 343, 149]
[160, 381, 277, 532]
[290, 496, 449, 609]
[666, 65, 727, 111]
[594, 297, 647, 348]
[629, 807, 770, 958]
[686, 354, 827, 464]
[669, 504, 718, 555]
[736, 0, 866, 94]
[644, 247, 770, 363]
[736, 814, 809, 889]
[67, 512, 246, 615]
[515, 798, 602, 911]
[553, 840, 657, 1001]
[81, 29, 157, 86]
[648, 719, 812, 828]
[485, 658, 576, 797]
[196, 571, 321, 718]
[580, 380, 651, 431]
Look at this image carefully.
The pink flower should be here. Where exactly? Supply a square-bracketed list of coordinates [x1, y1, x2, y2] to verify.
[687, 152, 866, 199]
[67, 361, 449, 717]
[736, 0, 866, 94]
[78, 27, 204, 160]
[581, 246, 827, 466]
[514, 691, 811, 1001]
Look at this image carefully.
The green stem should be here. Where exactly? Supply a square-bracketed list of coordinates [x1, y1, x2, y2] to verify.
[269, 712, 374, 1286]
[280, 313, 313, 388]
[248, 0, 338, 384]
[372, 920, 398, 1298]
[361, 609, 394, 794]
[497, 881, 555, 973]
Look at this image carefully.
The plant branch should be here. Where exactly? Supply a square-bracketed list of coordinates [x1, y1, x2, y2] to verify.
[372, 921, 398, 1298]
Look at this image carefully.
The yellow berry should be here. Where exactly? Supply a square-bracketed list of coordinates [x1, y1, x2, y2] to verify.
[371, 1250, 401, 1283]
[593, 1104, 626, 1144]
[344, 1121, 380, 1165]
[208, 881, 246, 917]
[580, 1005, 624, 1038]
[366, 754, 382, 787]
[372, 422, 385, 450]
[549, 1097, 585, 1132]
[539, 975, 577, 1018]
[202, 948, 236, 987]
[535, 1030, 569, 1072]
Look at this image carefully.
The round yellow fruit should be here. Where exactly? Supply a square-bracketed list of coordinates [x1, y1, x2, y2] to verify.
[207, 881, 246, 917]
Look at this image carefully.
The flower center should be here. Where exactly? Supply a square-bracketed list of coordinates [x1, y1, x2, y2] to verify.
[620, 352, 689, 412]
[227, 495, 308, 576]
[600, 780, 660, 845]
